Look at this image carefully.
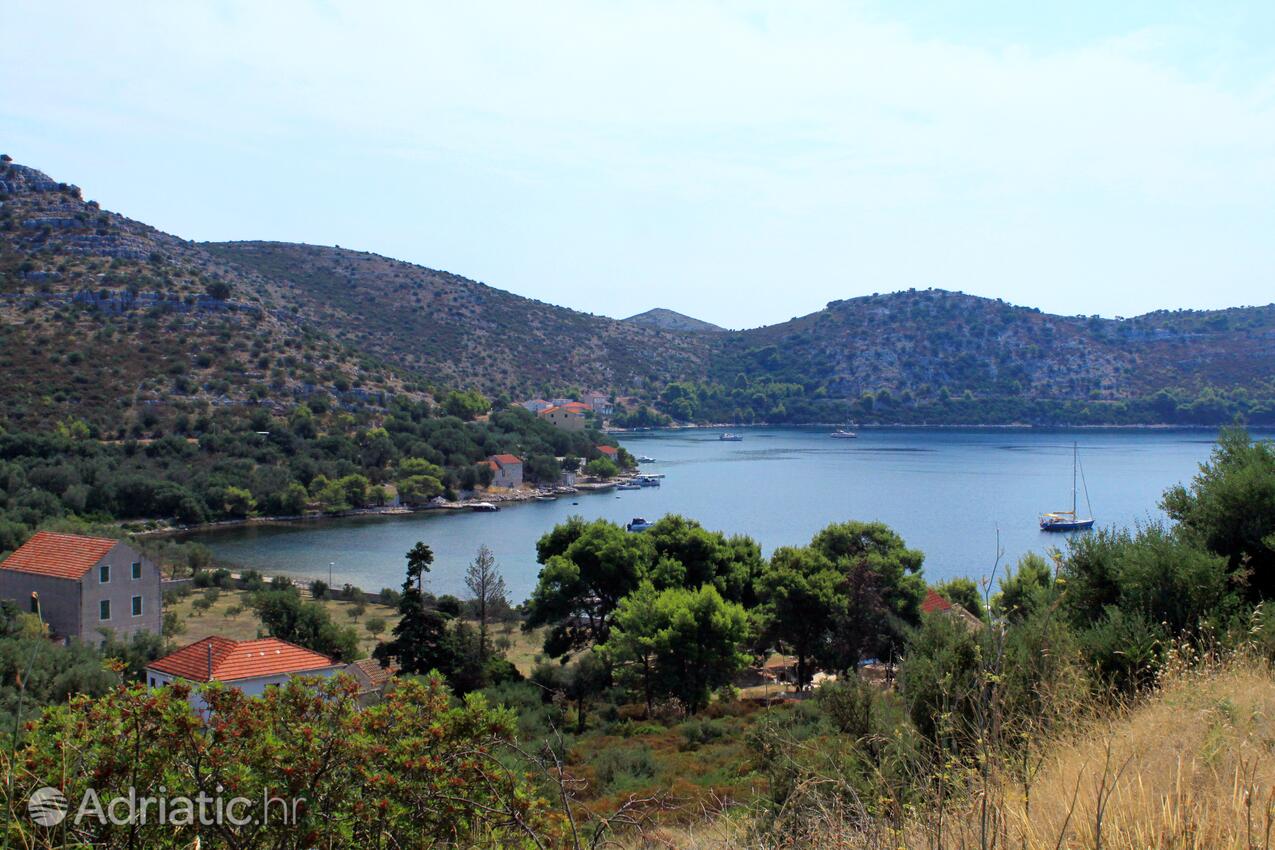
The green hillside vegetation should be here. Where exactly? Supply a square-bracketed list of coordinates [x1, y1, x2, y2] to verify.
[5, 158, 1275, 433]
[3, 429, 1275, 848]
[0, 400, 619, 554]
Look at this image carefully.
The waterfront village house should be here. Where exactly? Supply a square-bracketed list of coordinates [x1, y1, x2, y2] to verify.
[347, 657, 400, 706]
[0, 531, 162, 645]
[584, 392, 614, 416]
[519, 398, 552, 414]
[596, 445, 620, 461]
[146, 635, 344, 713]
[485, 453, 524, 488]
[539, 404, 587, 432]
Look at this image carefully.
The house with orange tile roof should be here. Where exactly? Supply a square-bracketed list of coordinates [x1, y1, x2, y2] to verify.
[0, 531, 163, 644]
[485, 453, 524, 488]
[347, 657, 400, 706]
[146, 635, 345, 710]
[596, 445, 620, 460]
[539, 404, 587, 431]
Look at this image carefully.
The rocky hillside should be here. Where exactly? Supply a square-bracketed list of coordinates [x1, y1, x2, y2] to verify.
[0, 160, 419, 433]
[722, 289, 1275, 403]
[623, 308, 725, 333]
[203, 242, 712, 398]
[3, 156, 1274, 430]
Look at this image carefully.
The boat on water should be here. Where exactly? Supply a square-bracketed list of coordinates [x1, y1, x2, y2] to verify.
[830, 429, 857, 439]
[1040, 443, 1095, 532]
[637, 455, 656, 463]
[470, 502, 500, 512]
[719, 433, 743, 441]
[535, 494, 558, 501]
[616, 482, 641, 491]
[635, 475, 661, 487]
[626, 517, 653, 532]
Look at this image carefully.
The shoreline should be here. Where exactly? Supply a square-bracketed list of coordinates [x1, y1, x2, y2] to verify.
[610, 421, 1244, 433]
[135, 479, 625, 540]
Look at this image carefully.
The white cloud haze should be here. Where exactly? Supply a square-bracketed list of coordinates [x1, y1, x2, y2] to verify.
[4, 1, 1274, 327]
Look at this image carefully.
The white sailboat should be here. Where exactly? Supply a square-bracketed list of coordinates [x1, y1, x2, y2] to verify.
[1039, 442, 1095, 532]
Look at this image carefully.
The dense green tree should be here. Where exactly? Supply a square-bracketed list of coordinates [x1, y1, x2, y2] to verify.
[1162, 427, 1275, 600]
[375, 542, 459, 682]
[756, 546, 841, 689]
[526, 518, 655, 656]
[251, 589, 361, 661]
[1059, 524, 1234, 635]
[603, 582, 751, 714]
[934, 577, 985, 620]
[992, 552, 1057, 622]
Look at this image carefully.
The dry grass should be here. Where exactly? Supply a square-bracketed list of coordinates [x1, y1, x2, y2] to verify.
[616, 658, 1275, 850]
[168, 587, 397, 656]
[166, 587, 546, 670]
[991, 659, 1275, 850]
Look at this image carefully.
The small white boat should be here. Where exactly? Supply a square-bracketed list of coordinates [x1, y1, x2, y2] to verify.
[830, 429, 857, 439]
[616, 482, 641, 491]
[635, 475, 660, 487]
[719, 433, 743, 441]
[535, 494, 557, 501]
[637, 455, 656, 463]
[626, 517, 653, 532]
[470, 502, 500, 512]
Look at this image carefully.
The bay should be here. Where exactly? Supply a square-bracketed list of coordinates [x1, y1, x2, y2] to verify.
[181, 427, 1256, 602]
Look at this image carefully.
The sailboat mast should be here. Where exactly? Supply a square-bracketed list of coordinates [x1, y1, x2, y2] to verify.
[1072, 442, 1078, 516]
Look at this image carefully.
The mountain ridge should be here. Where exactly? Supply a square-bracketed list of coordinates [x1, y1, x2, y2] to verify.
[622, 307, 726, 333]
[3, 156, 1275, 429]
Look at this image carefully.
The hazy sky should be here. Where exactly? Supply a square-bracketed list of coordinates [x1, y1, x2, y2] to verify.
[5, 2, 1275, 328]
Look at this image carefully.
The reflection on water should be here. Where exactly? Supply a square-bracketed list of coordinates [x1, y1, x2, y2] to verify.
[183, 426, 1253, 604]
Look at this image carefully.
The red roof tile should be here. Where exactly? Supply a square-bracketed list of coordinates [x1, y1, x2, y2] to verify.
[0, 531, 120, 580]
[921, 589, 953, 614]
[148, 636, 337, 682]
[489, 453, 522, 465]
[597, 445, 619, 456]
[349, 657, 399, 689]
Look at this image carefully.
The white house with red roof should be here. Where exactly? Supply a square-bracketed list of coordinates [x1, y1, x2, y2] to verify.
[146, 635, 345, 710]
[0, 531, 162, 644]
[485, 453, 524, 488]
[596, 445, 620, 461]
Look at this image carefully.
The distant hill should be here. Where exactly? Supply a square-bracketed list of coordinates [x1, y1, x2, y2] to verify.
[203, 242, 713, 398]
[3, 156, 1274, 430]
[623, 308, 725, 333]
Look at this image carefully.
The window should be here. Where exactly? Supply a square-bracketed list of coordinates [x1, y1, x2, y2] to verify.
[149, 677, 156, 688]
[99, 600, 111, 621]
[131, 561, 142, 580]
[29, 595, 38, 614]
[131, 596, 143, 617]
[99, 564, 110, 583]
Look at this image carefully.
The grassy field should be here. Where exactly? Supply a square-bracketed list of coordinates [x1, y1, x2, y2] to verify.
[167, 586, 548, 672]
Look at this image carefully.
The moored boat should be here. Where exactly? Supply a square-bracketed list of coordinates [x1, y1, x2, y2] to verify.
[719, 433, 743, 441]
[470, 502, 500, 512]
[830, 429, 857, 439]
[1040, 443, 1095, 532]
[626, 517, 653, 532]
[616, 482, 641, 491]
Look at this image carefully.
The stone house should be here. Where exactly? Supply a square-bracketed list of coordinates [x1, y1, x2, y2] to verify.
[539, 405, 587, 431]
[485, 453, 524, 488]
[0, 531, 163, 644]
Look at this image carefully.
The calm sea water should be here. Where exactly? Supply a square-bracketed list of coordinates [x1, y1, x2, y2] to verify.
[182, 427, 1259, 603]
